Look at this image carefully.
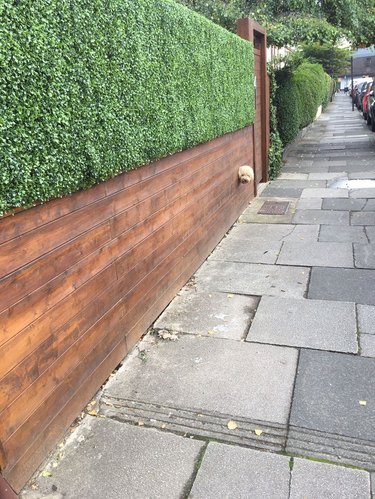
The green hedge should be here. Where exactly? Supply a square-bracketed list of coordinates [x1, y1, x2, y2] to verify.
[0, 0, 254, 215]
[275, 62, 331, 146]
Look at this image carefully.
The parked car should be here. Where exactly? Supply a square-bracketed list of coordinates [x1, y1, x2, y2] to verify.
[352, 81, 367, 108]
[357, 81, 370, 111]
[362, 82, 374, 121]
[368, 90, 375, 131]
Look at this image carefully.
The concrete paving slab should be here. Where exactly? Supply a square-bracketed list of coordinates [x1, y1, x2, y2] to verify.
[210, 237, 282, 264]
[277, 241, 353, 268]
[351, 188, 375, 198]
[189, 443, 290, 499]
[354, 244, 375, 269]
[301, 188, 349, 198]
[351, 212, 375, 225]
[289, 349, 375, 441]
[25, 417, 204, 499]
[247, 296, 357, 353]
[349, 172, 375, 179]
[283, 165, 329, 173]
[279, 173, 308, 180]
[311, 160, 347, 168]
[269, 180, 326, 189]
[364, 199, 375, 211]
[260, 186, 303, 198]
[336, 164, 375, 173]
[239, 198, 297, 224]
[319, 225, 368, 243]
[296, 198, 322, 210]
[358, 304, 375, 335]
[104, 335, 298, 425]
[308, 267, 375, 305]
[230, 223, 319, 242]
[154, 290, 258, 341]
[293, 209, 349, 225]
[365, 226, 375, 242]
[308, 173, 347, 180]
[290, 458, 371, 499]
[372, 474, 375, 497]
[322, 198, 367, 211]
[195, 260, 309, 298]
[361, 334, 375, 358]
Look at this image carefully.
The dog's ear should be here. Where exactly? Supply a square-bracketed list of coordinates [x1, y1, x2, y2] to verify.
[238, 165, 254, 184]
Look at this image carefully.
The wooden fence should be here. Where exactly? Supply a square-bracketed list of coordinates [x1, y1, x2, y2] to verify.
[0, 18, 268, 495]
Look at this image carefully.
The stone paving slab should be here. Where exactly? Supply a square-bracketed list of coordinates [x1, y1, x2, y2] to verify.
[289, 349, 375, 440]
[364, 199, 375, 210]
[329, 163, 375, 173]
[239, 197, 297, 224]
[310, 160, 347, 167]
[301, 188, 348, 198]
[358, 305, 375, 334]
[279, 173, 308, 180]
[230, 223, 319, 242]
[308, 267, 375, 305]
[293, 209, 349, 225]
[351, 188, 375, 198]
[154, 289, 258, 341]
[319, 225, 368, 243]
[270, 179, 326, 188]
[322, 198, 367, 211]
[349, 172, 375, 179]
[189, 443, 290, 499]
[260, 186, 304, 198]
[247, 296, 357, 353]
[277, 241, 353, 268]
[289, 459, 371, 499]
[22, 417, 204, 499]
[308, 172, 347, 180]
[283, 165, 330, 173]
[351, 212, 375, 225]
[361, 334, 375, 358]
[104, 335, 298, 425]
[210, 237, 282, 264]
[365, 226, 375, 242]
[296, 198, 322, 210]
[354, 244, 375, 269]
[195, 260, 309, 298]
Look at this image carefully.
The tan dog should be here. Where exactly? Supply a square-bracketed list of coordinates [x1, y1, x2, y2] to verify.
[238, 165, 254, 184]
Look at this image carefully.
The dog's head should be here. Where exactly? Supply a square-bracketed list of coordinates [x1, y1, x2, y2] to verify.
[238, 165, 254, 184]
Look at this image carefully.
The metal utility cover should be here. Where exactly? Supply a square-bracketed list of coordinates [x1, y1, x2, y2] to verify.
[258, 201, 289, 215]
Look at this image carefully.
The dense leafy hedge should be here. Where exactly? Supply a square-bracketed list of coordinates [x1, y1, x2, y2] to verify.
[0, 0, 254, 215]
[267, 67, 283, 180]
[274, 62, 331, 146]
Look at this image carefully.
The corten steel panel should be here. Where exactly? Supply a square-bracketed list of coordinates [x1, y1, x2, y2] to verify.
[0, 126, 254, 492]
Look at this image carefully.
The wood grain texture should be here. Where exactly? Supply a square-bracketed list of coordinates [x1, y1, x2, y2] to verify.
[0, 125, 255, 491]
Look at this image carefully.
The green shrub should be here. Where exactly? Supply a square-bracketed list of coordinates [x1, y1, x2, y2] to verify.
[0, 0, 254, 215]
[274, 69, 301, 146]
[268, 67, 283, 180]
[275, 61, 331, 146]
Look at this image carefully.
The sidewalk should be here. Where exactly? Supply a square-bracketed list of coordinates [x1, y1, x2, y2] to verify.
[22, 94, 375, 498]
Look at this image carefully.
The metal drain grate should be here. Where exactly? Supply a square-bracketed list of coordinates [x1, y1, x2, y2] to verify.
[257, 201, 289, 215]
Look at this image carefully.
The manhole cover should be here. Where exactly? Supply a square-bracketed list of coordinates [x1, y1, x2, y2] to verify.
[258, 201, 289, 215]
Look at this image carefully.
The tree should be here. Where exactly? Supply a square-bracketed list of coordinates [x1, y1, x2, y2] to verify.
[301, 44, 350, 78]
[177, 0, 375, 47]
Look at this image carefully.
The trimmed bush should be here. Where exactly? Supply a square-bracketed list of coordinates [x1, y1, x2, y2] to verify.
[0, 0, 254, 215]
[275, 61, 331, 146]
